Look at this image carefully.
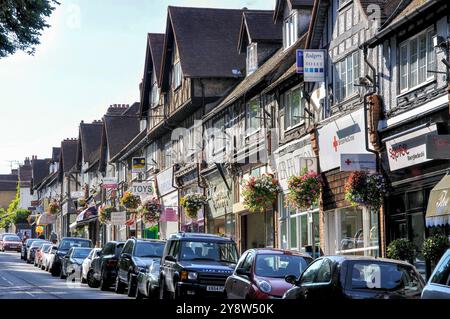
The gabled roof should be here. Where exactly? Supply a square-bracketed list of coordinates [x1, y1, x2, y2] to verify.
[102, 114, 140, 161]
[122, 102, 140, 116]
[31, 159, 50, 188]
[60, 139, 78, 174]
[19, 162, 32, 188]
[238, 10, 282, 53]
[160, 6, 247, 87]
[274, 0, 315, 23]
[78, 121, 103, 166]
[52, 147, 61, 163]
[0, 174, 18, 191]
[140, 33, 165, 117]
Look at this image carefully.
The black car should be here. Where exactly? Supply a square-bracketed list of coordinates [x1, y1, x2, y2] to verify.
[88, 241, 125, 290]
[136, 259, 161, 299]
[159, 233, 238, 299]
[283, 256, 425, 299]
[115, 238, 165, 297]
[60, 247, 92, 280]
[50, 237, 93, 277]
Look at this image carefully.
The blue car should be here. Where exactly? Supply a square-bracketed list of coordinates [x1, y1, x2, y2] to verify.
[422, 249, 450, 299]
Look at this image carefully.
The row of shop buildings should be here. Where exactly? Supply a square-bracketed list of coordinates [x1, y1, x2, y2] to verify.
[21, 0, 449, 278]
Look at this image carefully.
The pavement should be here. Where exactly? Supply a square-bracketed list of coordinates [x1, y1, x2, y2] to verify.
[0, 251, 131, 299]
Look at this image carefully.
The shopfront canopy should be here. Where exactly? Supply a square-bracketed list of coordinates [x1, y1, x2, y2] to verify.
[36, 213, 56, 226]
[426, 175, 450, 227]
[76, 206, 98, 223]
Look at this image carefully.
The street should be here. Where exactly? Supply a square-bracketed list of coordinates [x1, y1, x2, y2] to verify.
[0, 251, 129, 299]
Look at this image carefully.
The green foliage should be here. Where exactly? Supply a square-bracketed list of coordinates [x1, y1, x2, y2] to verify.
[0, 0, 60, 58]
[13, 209, 31, 224]
[387, 239, 417, 262]
[422, 234, 449, 264]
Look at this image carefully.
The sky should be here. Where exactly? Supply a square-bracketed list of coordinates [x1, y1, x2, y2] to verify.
[0, 0, 274, 174]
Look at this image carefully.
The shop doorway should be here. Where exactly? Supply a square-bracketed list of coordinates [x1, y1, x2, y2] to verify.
[240, 210, 274, 251]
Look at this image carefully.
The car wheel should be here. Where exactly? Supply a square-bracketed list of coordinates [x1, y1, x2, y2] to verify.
[99, 271, 109, 291]
[87, 270, 100, 288]
[115, 275, 126, 294]
[127, 275, 137, 297]
[50, 264, 59, 277]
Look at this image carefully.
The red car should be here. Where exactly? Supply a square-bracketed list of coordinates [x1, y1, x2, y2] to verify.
[0, 235, 23, 252]
[225, 249, 312, 299]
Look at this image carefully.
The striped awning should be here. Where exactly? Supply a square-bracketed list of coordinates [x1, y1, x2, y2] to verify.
[426, 175, 450, 227]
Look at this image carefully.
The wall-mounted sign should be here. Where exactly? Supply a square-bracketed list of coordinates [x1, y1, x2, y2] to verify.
[102, 177, 117, 190]
[271, 137, 317, 191]
[70, 191, 84, 199]
[156, 167, 176, 197]
[160, 208, 178, 222]
[132, 157, 146, 173]
[340, 154, 377, 172]
[131, 181, 154, 197]
[426, 135, 450, 159]
[318, 108, 374, 172]
[110, 211, 127, 225]
[207, 175, 232, 218]
[385, 124, 437, 171]
[297, 49, 325, 82]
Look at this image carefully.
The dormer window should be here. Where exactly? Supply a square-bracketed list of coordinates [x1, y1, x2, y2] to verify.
[151, 82, 159, 107]
[283, 11, 298, 49]
[173, 61, 182, 89]
[246, 43, 258, 76]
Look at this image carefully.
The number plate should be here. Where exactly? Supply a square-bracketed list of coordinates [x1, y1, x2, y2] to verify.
[206, 286, 224, 292]
[10, 245, 17, 249]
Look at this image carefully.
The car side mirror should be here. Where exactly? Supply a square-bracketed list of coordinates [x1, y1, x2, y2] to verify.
[121, 253, 131, 259]
[165, 255, 176, 262]
[64, 255, 70, 259]
[235, 268, 250, 277]
[96, 251, 101, 257]
[285, 275, 298, 285]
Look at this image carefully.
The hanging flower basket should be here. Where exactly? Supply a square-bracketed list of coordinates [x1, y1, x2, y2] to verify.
[344, 172, 388, 210]
[120, 191, 141, 211]
[139, 197, 163, 225]
[77, 198, 86, 207]
[98, 205, 117, 224]
[285, 171, 321, 210]
[180, 194, 207, 220]
[48, 201, 60, 215]
[242, 174, 279, 213]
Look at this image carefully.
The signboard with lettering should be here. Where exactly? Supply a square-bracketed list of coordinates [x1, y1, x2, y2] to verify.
[102, 177, 117, 190]
[207, 175, 232, 218]
[426, 135, 450, 159]
[340, 154, 377, 172]
[318, 108, 374, 172]
[160, 208, 178, 222]
[156, 167, 176, 197]
[131, 182, 155, 197]
[297, 49, 325, 82]
[110, 211, 127, 225]
[385, 124, 437, 171]
[132, 157, 146, 173]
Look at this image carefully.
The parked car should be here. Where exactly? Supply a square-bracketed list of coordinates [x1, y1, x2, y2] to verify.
[283, 256, 425, 299]
[136, 259, 161, 299]
[0, 233, 17, 241]
[81, 248, 101, 284]
[88, 241, 125, 290]
[225, 249, 312, 299]
[159, 233, 238, 299]
[422, 249, 450, 299]
[115, 238, 165, 297]
[0, 235, 22, 252]
[43, 245, 58, 271]
[50, 237, 92, 277]
[27, 240, 51, 263]
[35, 243, 53, 267]
[60, 247, 93, 280]
[21, 239, 40, 260]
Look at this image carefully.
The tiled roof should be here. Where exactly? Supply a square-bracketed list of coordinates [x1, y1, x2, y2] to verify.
[31, 159, 50, 187]
[19, 163, 32, 187]
[103, 114, 140, 160]
[0, 174, 18, 191]
[52, 147, 61, 162]
[148, 33, 165, 82]
[162, 6, 246, 80]
[60, 139, 78, 173]
[274, 0, 315, 23]
[244, 10, 282, 43]
[388, 0, 430, 25]
[79, 121, 103, 164]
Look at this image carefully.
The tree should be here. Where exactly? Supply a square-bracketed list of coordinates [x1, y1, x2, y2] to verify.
[0, 0, 60, 58]
[0, 182, 20, 231]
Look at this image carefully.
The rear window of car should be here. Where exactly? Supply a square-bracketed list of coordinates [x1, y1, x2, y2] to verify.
[255, 254, 310, 278]
[3, 236, 20, 241]
[430, 255, 450, 286]
[349, 262, 422, 294]
[134, 242, 165, 258]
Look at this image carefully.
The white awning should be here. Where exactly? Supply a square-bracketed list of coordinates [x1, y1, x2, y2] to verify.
[69, 221, 77, 229]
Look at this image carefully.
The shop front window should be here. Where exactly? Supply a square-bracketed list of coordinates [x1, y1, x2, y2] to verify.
[225, 213, 236, 241]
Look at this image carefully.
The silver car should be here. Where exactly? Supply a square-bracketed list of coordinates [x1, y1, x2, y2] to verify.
[421, 249, 450, 299]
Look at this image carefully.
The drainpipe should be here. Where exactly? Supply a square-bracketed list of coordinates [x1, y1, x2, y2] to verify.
[363, 45, 384, 257]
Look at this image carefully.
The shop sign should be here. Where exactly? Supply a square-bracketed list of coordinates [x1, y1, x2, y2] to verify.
[208, 177, 232, 218]
[110, 211, 127, 225]
[70, 191, 84, 199]
[132, 157, 146, 173]
[297, 49, 325, 82]
[318, 108, 373, 172]
[156, 167, 176, 197]
[272, 138, 317, 191]
[102, 177, 117, 190]
[160, 208, 178, 222]
[385, 124, 437, 171]
[426, 135, 450, 159]
[131, 181, 154, 197]
[340, 154, 377, 172]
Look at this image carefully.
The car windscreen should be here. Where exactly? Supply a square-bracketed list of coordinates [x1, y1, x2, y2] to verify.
[42, 245, 53, 253]
[255, 254, 310, 278]
[179, 241, 238, 263]
[31, 241, 47, 248]
[135, 242, 165, 258]
[59, 239, 91, 250]
[3, 236, 21, 241]
[72, 249, 92, 259]
[26, 239, 39, 247]
[115, 243, 125, 256]
[350, 262, 423, 295]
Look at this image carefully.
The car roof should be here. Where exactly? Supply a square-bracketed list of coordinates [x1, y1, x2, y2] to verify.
[169, 232, 234, 242]
[128, 238, 166, 244]
[249, 248, 312, 258]
[320, 255, 414, 266]
[61, 237, 91, 241]
[106, 241, 125, 245]
[71, 247, 92, 250]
